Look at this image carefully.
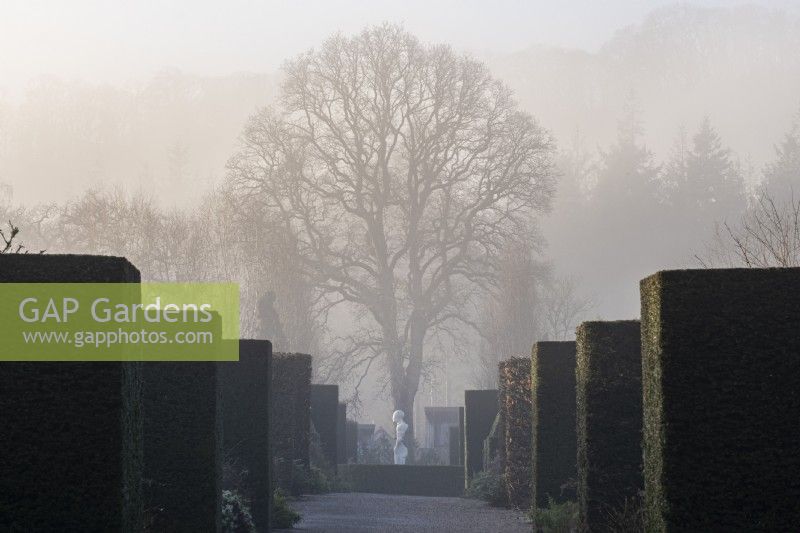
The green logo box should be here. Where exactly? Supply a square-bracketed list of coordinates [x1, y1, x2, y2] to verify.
[0, 283, 240, 361]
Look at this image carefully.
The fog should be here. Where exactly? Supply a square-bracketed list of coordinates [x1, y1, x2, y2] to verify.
[2, 1, 800, 432]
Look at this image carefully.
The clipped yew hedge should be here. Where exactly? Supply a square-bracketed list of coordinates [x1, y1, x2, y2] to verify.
[310, 384, 339, 471]
[271, 353, 312, 490]
[499, 357, 533, 509]
[464, 390, 499, 483]
[345, 419, 358, 463]
[576, 321, 642, 532]
[0, 255, 143, 531]
[220, 339, 272, 531]
[142, 361, 221, 532]
[339, 465, 464, 497]
[336, 402, 347, 465]
[531, 341, 577, 510]
[641, 269, 800, 532]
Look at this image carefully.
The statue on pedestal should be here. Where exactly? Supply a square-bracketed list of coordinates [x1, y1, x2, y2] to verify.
[392, 409, 408, 465]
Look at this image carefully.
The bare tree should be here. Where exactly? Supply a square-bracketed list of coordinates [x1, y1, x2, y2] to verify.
[227, 25, 555, 442]
[473, 238, 549, 388]
[698, 189, 800, 268]
[540, 275, 593, 341]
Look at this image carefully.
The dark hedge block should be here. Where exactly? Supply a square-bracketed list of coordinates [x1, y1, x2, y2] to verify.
[220, 340, 272, 532]
[345, 419, 358, 463]
[339, 465, 464, 497]
[576, 321, 642, 532]
[449, 426, 460, 466]
[0, 255, 143, 532]
[464, 389, 499, 483]
[0, 253, 141, 283]
[641, 269, 800, 532]
[531, 341, 577, 510]
[336, 403, 347, 465]
[142, 362, 221, 532]
[500, 357, 533, 509]
[457, 407, 465, 466]
[311, 384, 339, 471]
[271, 353, 311, 490]
[483, 412, 504, 472]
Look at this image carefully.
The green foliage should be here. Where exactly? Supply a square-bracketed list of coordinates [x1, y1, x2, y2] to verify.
[358, 432, 393, 465]
[530, 497, 578, 533]
[291, 461, 332, 494]
[500, 357, 533, 508]
[530, 496, 579, 533]
[272, 354, 312, 494]
[221, 490, 255, 533]
[271, 488, 301, 529]
[465, 469, 507, 507]
[604, 495, 644, 533]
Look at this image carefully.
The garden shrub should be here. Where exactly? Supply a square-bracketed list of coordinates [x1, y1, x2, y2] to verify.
[482, 412, 504, 473]
[0, 255, 143, 532]
[220, 340, 271, 531]
[310, 384, 339, 473]
[499, 357, 532, 509]
[576, 320, 642, 533]
[464, 389, 499, 482]
[291, 460, 332, 494]
[221, 490, 255, 533]
[271, 489, 301, 529]
[531, 341, 577, 509]
[641, 269, 800, 531]
[465, 463, 507, 507]
[530, 496, 579, 533]
[358, 431, 393, 465]
[271, 353, 312, 491]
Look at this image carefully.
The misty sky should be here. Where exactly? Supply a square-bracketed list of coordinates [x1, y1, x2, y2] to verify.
[2, 0, 797, 98]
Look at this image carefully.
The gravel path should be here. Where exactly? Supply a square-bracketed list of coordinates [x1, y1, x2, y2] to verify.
[276, 492, 532, 532]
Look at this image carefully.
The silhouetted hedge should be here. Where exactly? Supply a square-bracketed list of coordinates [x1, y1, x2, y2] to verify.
[311, 384, 339, 472]
[641, 269, 800, 532]
[0, 255, 143, 531]
[483, 411, 504, 471]
[339, 465, 464, 496]
[142, 361, 221, 532]
[449, 426, 461, 466]
[464, 389, 499, 484]
[345, 419, 358, 463]
[220, 339, 272, 531]
[336, 402, 347, 464]
[576, 321, 642, 532]
[499, 357, 533, 509]
[271, 352, 311, 493]
[531, 341, 577, 510]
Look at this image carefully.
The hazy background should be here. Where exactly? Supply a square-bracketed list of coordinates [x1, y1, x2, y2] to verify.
[2, 0, 800, 429]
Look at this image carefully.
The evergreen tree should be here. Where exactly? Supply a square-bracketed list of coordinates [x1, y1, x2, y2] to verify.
[591, 92, 660, 216]
[763, 113, 800, 195]
[671, 117, 746, 225]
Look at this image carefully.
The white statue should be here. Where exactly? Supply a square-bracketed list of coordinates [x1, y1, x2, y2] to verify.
[392, 409, 408, 465]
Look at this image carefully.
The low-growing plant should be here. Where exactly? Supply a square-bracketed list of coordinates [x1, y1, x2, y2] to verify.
[604, 495, 644, 533]
[415, 445, 443, 466]
[465, 469, 508, 507]
[291, 460, 332, 494]
[271, 488, 302, 529]
[530, 496, 578, 533]
[221, 489, 255, 533]
[358, 431, 393, 465]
